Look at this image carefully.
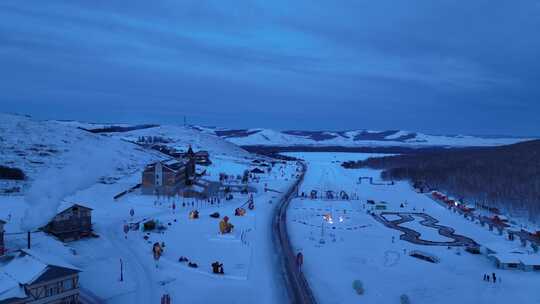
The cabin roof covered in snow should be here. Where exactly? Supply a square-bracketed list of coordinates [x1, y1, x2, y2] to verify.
[147, 159, 186, 172]
[0, 249, 80, 300]
[489, 253, 522, 264]
[0, 271, 27, 302]
[57, 203, 93, 215]
[518, 254, 540, 266]
[187, 184, 205, 193]
[483, 242, 522, 254]
[163, 159, 182, 167]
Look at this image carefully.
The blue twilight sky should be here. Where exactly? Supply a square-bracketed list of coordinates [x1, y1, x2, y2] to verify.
[1, 1, 539, 136]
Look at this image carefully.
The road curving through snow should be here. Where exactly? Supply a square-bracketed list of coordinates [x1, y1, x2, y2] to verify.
[273, 162, 318, 304]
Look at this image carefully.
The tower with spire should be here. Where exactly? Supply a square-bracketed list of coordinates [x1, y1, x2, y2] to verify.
[185, 145, 196, 184]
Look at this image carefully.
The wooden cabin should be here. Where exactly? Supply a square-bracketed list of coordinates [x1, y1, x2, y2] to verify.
[194, 150, 211, 166]
[175, 146, 211, 166]
[44, 204, 92, 242]
[0, 250, 81, 304]
[0, 220, 5, 256]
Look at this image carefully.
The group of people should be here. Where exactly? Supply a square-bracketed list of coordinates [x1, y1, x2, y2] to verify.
[189, 210, 200, 219]
[212, 261, 225, 274]
[235, 207, 246, 216]
[483, 272, 501, 283]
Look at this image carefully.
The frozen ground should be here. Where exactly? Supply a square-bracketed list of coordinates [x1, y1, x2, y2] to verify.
[0, 115, 304, 304]
[285, 152, 540, 304]
[1, 156, 300, 303]
[2, 115, 538, 304]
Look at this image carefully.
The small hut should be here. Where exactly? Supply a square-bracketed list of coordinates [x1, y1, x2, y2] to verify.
[519, 255, 540, 272]
[44, 204, 93, 242]
[489, 254, 521, 270]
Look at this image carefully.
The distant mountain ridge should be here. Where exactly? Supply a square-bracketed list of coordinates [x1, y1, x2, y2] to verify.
[200, 127, 534, 148]
[46, 117, 534, 148]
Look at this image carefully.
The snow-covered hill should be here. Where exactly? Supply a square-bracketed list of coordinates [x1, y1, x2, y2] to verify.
[0, 113, 253, 230]
[0, 114, 248, 191]
[112, 125, 250, 158]
[201, 127, 532, 147]
[0, 114, 164, 183]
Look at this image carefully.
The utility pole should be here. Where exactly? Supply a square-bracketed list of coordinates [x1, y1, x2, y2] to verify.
[120, 258, 124, 282]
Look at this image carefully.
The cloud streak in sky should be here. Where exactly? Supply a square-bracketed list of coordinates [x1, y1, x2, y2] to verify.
[1, 1, 539, 135]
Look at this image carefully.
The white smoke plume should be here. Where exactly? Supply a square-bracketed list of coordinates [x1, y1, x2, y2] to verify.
[21, 143, 117, 231]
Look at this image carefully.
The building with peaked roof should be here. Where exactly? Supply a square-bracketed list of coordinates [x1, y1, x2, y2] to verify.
[141, 159, 193, 196]
[43, 204, 93, 242]
[0, 250, 81, 304]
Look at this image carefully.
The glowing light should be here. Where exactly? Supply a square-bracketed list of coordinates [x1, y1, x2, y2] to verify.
[323, 214, 333, 224]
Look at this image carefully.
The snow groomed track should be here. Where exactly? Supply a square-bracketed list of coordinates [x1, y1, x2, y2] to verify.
[273, 162, 317, 304]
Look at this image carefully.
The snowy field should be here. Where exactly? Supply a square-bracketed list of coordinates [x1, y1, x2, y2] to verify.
[0, 115, 306, 304]
[2, 114, 538, 304]
[1, 157, 300, 303]
[285, 152, 540, 304]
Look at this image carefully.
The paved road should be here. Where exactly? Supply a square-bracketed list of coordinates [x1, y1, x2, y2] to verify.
[374, 212, 477, 247]
[273, 162, 318, 304]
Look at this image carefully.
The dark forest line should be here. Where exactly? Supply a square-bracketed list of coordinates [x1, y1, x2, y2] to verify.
[242, 145, 478, 155]
[342, 140, 540, 221]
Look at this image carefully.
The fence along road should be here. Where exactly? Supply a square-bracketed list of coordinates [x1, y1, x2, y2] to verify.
[273, 162, 317, 304]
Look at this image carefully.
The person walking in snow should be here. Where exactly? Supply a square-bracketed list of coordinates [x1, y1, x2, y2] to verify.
[153, 242, 162, 268]
[296, 252, 304, 270]
[492, 273, 496, 283]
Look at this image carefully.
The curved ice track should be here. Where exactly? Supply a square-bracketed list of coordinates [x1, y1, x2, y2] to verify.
[273, 162, 318, 304]
[374, 212, 477, 247]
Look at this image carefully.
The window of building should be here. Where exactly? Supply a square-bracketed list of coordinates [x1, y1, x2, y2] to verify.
[64, 279, 73, 290]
